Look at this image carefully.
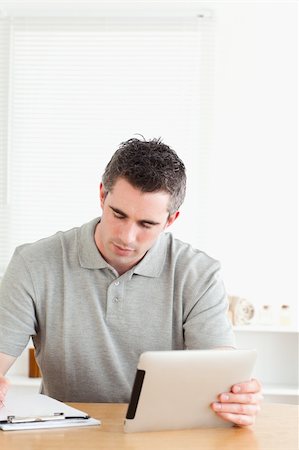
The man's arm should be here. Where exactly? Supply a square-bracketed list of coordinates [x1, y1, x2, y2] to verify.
[0, 352, 16, 375]
[0, 352, 16, 407]
[181, 255, 262, 426]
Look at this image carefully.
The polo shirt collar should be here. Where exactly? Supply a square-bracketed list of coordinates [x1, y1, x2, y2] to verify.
[131, 234, 167, 278]
[78, 217, 109, 269]
[78, 217, 167, 277]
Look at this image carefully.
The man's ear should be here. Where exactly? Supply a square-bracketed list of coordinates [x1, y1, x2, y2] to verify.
[99, 183, 106, 208]
[166, 211, 180, 228]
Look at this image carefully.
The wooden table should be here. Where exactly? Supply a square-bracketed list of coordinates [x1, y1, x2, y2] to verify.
[0, 402, 298, 450]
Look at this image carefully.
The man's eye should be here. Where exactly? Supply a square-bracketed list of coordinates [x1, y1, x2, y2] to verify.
[141, 223, 152, 229]
[113, 212, 125, 219]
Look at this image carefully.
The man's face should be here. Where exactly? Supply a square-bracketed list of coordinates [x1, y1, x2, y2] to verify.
[95, 177, 178, 275]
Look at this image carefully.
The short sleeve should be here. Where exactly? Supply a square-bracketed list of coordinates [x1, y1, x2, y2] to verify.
[0, 248, 38, 357]
[183, 261, 236, 349]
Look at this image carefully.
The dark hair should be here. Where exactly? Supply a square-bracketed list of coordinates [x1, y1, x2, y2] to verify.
[102, 137, 186, 214]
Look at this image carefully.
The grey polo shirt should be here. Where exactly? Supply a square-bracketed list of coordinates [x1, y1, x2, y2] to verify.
[0, 217, 235, 402]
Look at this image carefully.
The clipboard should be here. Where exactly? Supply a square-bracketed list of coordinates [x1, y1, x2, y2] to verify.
[0, 390, 100, 431]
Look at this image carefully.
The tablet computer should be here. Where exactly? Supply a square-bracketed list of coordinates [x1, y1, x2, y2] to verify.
[124, 348, 257, 433]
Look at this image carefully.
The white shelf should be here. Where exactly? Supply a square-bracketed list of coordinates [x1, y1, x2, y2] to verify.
[7, 377, 297, 400]
[263, 384, 299, 397]
[233, 325, 299, 333]
[7, 375, 42, 387]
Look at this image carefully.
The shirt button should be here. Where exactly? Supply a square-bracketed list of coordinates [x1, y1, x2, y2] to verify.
[113, 297, 119, 303]
[114, 281, 120, 286]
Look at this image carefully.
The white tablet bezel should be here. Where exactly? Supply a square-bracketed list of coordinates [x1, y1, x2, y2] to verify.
[124, 348, 257, 433]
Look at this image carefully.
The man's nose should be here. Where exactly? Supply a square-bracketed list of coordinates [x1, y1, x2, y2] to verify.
[119, 222, 137, 245]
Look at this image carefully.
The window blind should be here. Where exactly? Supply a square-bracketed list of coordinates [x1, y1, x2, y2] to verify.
[0, 15, 214, 273]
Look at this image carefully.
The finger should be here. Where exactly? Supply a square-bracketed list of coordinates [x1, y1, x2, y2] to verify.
[212, 401, 260, 416]
[218, 392, 264, 404]
[232, 378, 262, 394]
[0, 384, 9, 397]
[0, 393, 7, 406]
[0, 388, 8, 399]
[215, 411, 256, 427]
[0, 379, 10, 400]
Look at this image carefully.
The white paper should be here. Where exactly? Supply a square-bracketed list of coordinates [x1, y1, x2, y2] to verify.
[0, 390, 101, 431]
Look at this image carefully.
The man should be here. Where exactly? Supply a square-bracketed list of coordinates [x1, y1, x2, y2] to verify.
[0, 137, 262, 426]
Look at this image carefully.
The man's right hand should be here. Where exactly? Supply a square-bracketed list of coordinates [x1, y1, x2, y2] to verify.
[0, 352, 17, 408]
[0, 375, 10, 408]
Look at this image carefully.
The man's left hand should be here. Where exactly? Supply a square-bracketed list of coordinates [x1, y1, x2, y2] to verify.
[211, 378, 263, 427]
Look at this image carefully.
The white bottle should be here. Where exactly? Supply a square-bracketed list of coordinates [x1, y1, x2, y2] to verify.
[279, 305, 291, 327]
[259, 305, 273, 326]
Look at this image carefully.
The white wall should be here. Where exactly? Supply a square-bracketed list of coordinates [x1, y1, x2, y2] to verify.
[173, 1, 297, 327]
[215, 2, 297, 325]
[0, 1, 297, 325]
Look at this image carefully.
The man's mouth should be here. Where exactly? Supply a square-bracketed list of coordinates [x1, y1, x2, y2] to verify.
[112, 242, 135, 255]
